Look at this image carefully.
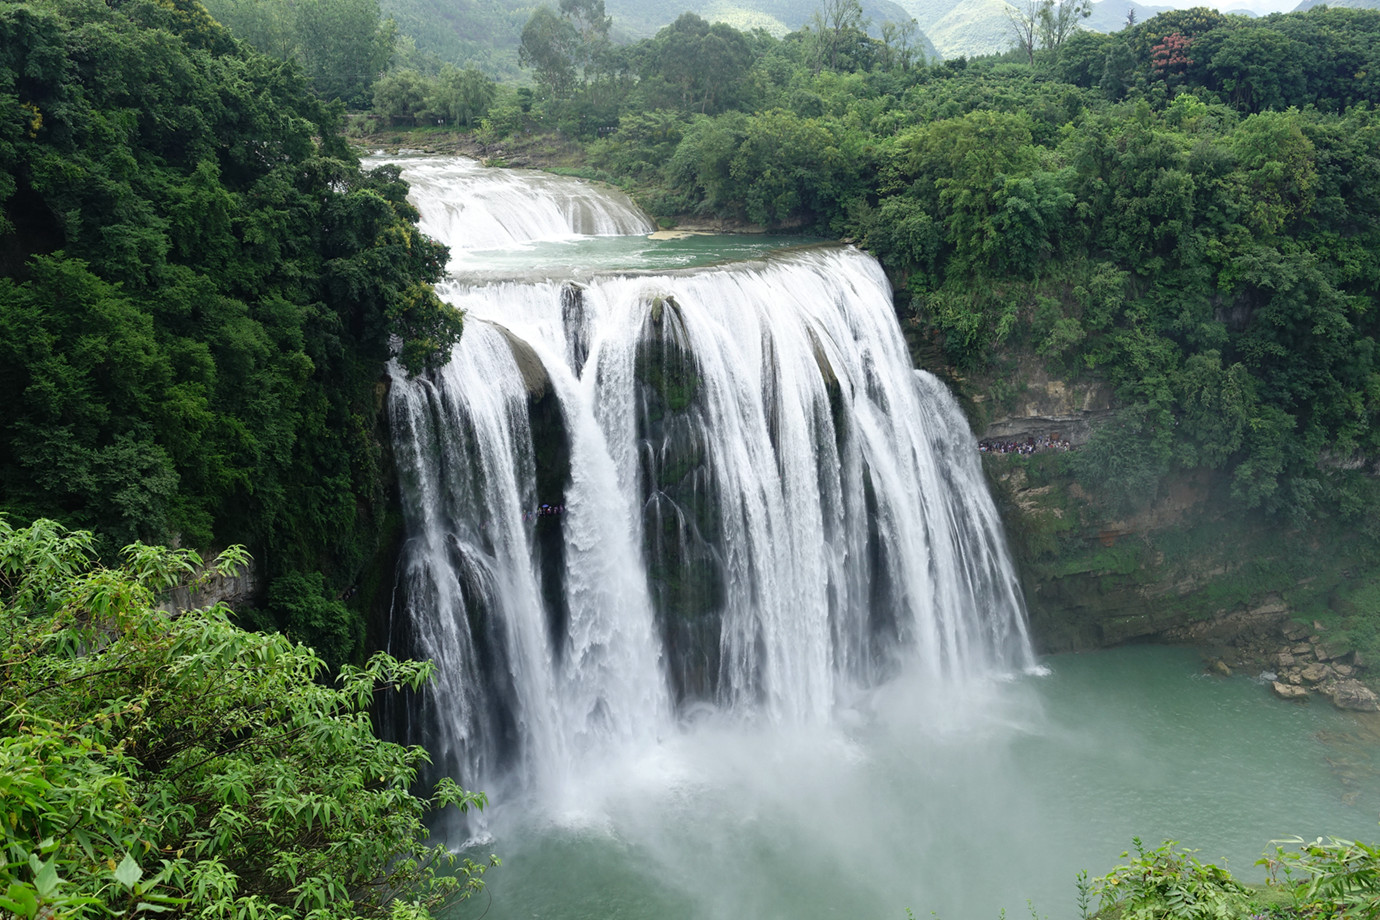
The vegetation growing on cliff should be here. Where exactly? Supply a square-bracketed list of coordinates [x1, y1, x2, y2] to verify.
[0, 517, 494, 920]
[0, 0, 463, 663]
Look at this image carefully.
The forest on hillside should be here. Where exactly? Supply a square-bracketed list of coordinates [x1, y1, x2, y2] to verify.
[0, 0, 462, 664]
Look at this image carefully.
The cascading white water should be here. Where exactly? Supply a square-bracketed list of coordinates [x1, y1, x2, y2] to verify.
[382, 156, 654, 270]
[382, 158, 1039, 821]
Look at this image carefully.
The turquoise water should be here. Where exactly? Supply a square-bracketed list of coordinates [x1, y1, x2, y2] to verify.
[448, 233, 830, 281]
[459, 646, 1379, 920]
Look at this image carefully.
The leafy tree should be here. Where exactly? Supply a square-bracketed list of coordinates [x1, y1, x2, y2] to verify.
[806, 0, 874, 74]
[639, 14, 754, 115]
[1006, 0, 1043, 65]
[879, 18, 925, 73]
[0, 517, 496, 920]
[293, 0, 396, 106]
[558, 0, 611, 46]
[429, 65, 497, 128]
[519, 5, 581, 99]
[373, 68, 433, 126]
[1052, 28, 1110, 87]
[1037, 0, 1092, 57]
[204, 0, 396, 106]
[1207, 27, 1312, 113]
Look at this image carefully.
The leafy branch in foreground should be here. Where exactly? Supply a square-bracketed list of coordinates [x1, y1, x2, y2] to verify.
[1091, 838, 1251, 920]
[1083, 834, 1380, 920]
[1261, 835, 1380, 919]
[0, 517, 495, 920]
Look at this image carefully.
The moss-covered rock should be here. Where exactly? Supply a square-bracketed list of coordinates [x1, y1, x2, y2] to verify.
[633, 293, 725, 703]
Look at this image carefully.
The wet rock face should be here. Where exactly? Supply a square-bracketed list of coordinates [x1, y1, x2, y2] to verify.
[492, 323, 552, 399]
[561, 283, 589, 370]
[1331, 679, 1380, 711]
[983, 453, 1380, 707]
[529, 382, 572, 654]
[634, 295, 725, 704]
[1272, 681, 1309, 701]
[972, 355, 1116, 447]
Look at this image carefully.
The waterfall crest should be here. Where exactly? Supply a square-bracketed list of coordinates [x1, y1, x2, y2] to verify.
[378, 156, 654, 270]
[383, 158, 1037, 814]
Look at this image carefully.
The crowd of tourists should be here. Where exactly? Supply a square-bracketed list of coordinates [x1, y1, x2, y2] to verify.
[978, 435, 1072, 455]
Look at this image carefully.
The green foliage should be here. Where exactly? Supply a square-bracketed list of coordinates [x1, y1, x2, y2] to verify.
[1092, 838, 1253, 920]
[429, 65, 497, 128]
[1068, 408, 1171, 515]
[0, 0, 462, 653]
[1080, 834, 1380, 920]
[519, 5, 583, 100]
[202, 0, 395, 106]
[0, 517, 495, 920]
[1263, 835, 1380, 918]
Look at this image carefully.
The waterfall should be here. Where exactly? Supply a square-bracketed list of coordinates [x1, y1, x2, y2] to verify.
[382, 158, 1037, 821]
[380, 156, 654, 270]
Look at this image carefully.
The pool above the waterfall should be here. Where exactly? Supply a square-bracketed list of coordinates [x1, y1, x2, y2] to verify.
[447, 231, 831, 280]
[456, 645, 1380, 920]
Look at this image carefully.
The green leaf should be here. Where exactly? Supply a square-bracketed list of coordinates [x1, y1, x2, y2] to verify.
[114, 852, 142, 889]
[29, 855, 59, 899]
[0, 884, 38, 919]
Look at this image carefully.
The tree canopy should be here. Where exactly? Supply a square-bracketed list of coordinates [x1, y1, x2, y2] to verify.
[0, 0, 462, 662]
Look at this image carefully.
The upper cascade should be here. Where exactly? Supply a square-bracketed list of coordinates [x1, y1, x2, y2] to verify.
[373, 156, 654, 268]
[382, 157, 1038, 816]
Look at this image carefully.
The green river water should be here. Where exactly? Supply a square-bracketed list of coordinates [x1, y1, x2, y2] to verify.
[459, 646, 1379, 920]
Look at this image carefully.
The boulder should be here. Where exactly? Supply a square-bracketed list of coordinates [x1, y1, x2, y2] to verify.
[1276, 651, 1295, 668]
[1329, 680, 1380, 712]
[1271, 681, 1309, 701]
[1282, 621, 1311, 640]
[1209, 659, 1232, 677]
[1300, 662, 1330, 685]
[1314, 640, 1352, 662]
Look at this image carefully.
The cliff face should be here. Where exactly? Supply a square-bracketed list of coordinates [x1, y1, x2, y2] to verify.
[968, 364, 1379, 708]
[966, 355, 1115, 448]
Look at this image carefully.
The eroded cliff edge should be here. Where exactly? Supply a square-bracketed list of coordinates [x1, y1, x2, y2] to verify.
[951, 353, 1380, 710]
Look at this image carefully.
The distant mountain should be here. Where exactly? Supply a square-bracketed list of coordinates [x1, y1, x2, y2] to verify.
[1294, 0, 1380, 10]
[383, 0, 940, 74]
[381, 0, 1238, 77]
[884, 0, 1164, 61]
[607, 0, 920, 37]
[913, 0, 1012, 58]
[1085, 0, 1174, 34]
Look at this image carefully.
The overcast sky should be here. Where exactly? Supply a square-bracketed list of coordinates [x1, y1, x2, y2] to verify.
[1155, 0, 1302, 14]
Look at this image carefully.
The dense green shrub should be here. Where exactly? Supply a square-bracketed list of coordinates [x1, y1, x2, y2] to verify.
[0, 517, 495, 920]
